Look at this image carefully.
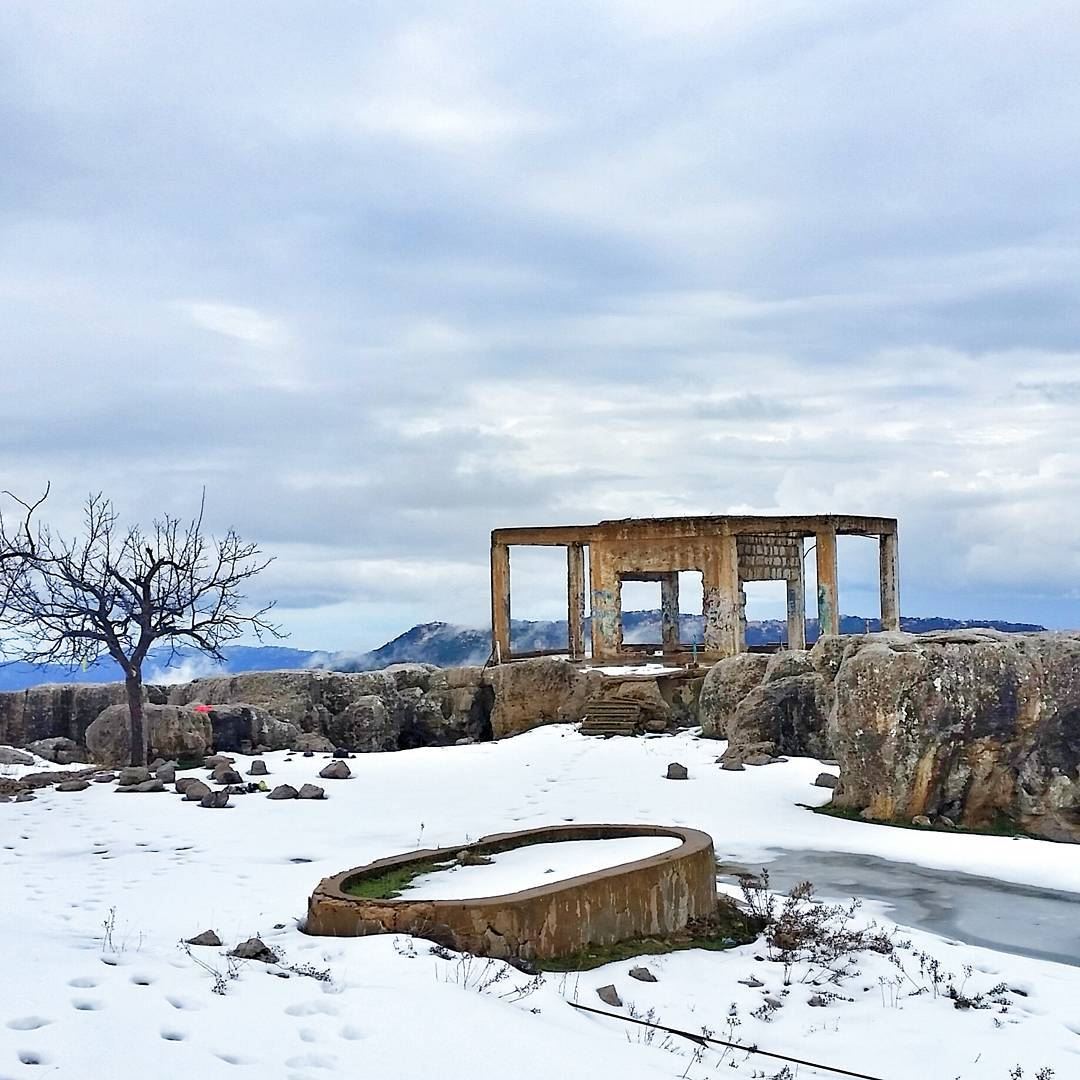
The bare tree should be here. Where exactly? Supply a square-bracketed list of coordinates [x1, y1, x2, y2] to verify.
[0, 491, 281, 765]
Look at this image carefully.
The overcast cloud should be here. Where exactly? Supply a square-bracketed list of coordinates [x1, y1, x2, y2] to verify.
[2, 1, 1079, 650]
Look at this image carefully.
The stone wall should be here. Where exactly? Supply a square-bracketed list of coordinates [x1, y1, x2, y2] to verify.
[735, 533, 802, 580]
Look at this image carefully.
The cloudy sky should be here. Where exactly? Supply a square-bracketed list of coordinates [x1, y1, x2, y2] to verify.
[2, 1, 1079, 651]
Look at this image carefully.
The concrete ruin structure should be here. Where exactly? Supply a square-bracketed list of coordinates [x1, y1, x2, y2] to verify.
[490, 514, 899, 665]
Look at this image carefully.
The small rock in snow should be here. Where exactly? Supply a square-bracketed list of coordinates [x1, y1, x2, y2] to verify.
[628, 966, 657, 983]
[185, 930, 222, 947]
[230, 937, 278, 964]
[297, 784, 326, 800]
[247, 760, 268, 776]
[268, 784, 298, 800]
[319, 760, 351, 780]
[813, 773, 839, 789]
[738, 976, 764, 988]
[56, 780, 91, 792]
[665, 762, 688, 780]
[595, 984, 622, 1007]
[199, 790, 230, 809]
[721, 761, 746, 772]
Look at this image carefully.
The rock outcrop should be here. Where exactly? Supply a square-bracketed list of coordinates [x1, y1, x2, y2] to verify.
[829, 630, 1080, 842]
[704, 629, 1080, 842]
[701, 648, 831, 762]
[167, 665, 493, 751]
[0, 682, 166, 749]
[485, 658, 601, 739]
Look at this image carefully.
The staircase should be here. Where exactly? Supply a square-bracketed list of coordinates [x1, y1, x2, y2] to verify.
[579, 699, 642, 737]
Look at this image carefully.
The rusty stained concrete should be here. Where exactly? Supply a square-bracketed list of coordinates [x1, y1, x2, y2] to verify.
[305, 824, 717, 961]
[490, 514, 900, 664]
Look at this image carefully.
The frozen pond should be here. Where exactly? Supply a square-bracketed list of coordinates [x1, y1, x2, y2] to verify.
[718, 848, 1080, 968]
[404, 836, 682, 900]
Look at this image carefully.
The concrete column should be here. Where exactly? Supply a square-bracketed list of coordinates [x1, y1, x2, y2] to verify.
[703, 535, 742, 656]
[567, 543, 587, 660]
[879, 531, 900, 631]
[490, 542, 511, 662]
[786, 559, 806, 650]
[815, 528, 839, 637]
[589, 544, 620, 661]
[660, 572, 680, 652]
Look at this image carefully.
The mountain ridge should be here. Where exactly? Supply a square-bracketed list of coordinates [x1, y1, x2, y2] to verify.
[0, 613, 1047, 690]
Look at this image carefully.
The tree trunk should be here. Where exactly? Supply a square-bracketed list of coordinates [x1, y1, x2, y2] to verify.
[125, 673, 147, 767]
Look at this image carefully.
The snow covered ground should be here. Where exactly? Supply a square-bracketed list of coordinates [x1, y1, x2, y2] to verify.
[2, 727, 1079, 1079]
[403, 835, 681, 899]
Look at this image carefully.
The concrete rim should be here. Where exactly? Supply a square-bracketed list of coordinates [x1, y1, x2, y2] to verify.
[313, 822, 712, 908]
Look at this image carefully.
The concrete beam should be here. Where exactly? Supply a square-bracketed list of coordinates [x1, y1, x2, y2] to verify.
[879, 531, 900, 631]
[490, 543, 511, 662]
[815, 528, 839, 637]
[660, 572, 680, 652]
[567, 543, 587, 660]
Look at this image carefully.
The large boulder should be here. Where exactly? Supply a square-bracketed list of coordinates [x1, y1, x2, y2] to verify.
[485, 658, 601, 738]
[25, 737, 87, 765]
[829, 631, 1080, 841]
[85, 704, 213, 767]
[698, 653, 770, 738]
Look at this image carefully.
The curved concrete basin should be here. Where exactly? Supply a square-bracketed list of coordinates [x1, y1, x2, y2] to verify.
[306, 823, 717, 961]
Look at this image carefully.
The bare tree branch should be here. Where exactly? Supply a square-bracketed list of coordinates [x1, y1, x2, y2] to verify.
[0, 490, 283, 765]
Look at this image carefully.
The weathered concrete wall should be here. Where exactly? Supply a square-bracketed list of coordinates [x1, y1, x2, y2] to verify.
[305, 824, 717, 961]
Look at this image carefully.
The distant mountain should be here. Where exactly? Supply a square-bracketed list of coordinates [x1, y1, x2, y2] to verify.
[0, 613, 1047, 690]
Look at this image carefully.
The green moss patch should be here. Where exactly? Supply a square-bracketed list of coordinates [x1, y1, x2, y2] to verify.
[808, 802, 1030, 839]
[535, 904, 762, 972]
[343, 859, 454, 899]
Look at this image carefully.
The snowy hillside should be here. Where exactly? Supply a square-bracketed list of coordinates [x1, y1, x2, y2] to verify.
[2, 728, 1077, 1079]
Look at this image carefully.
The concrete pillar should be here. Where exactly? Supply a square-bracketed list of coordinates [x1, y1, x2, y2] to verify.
[879, 531, 900, 631]
[589, 544, 620, 662]
[703, 535, 742, 656]
[786, 559, 806, 650]
[490, 542, 511, 662]
[660, 572, 680, 652]
[567, 543, 587, 660]
[815, 528, 839, 637]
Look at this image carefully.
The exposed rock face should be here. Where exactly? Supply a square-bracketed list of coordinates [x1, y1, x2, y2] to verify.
[702, 649, 831, 761]
[167, 665, 492, 751]
[86, 704, 213, 767]
[486, 658, 601, 738]
[829, 630, 1080, 842]
[0, 683, 165, 749]
[698, 654, 770, 739]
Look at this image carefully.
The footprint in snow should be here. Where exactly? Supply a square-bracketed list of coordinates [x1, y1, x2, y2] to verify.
[284, 1053, 336, 1070]
[6, 1017, 51, 1031]
[160, 1028, 187, 1041]
[71, 999, 104, 1011]
[284, 1001, 340, 1017]
[68, 977, 99, 988]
